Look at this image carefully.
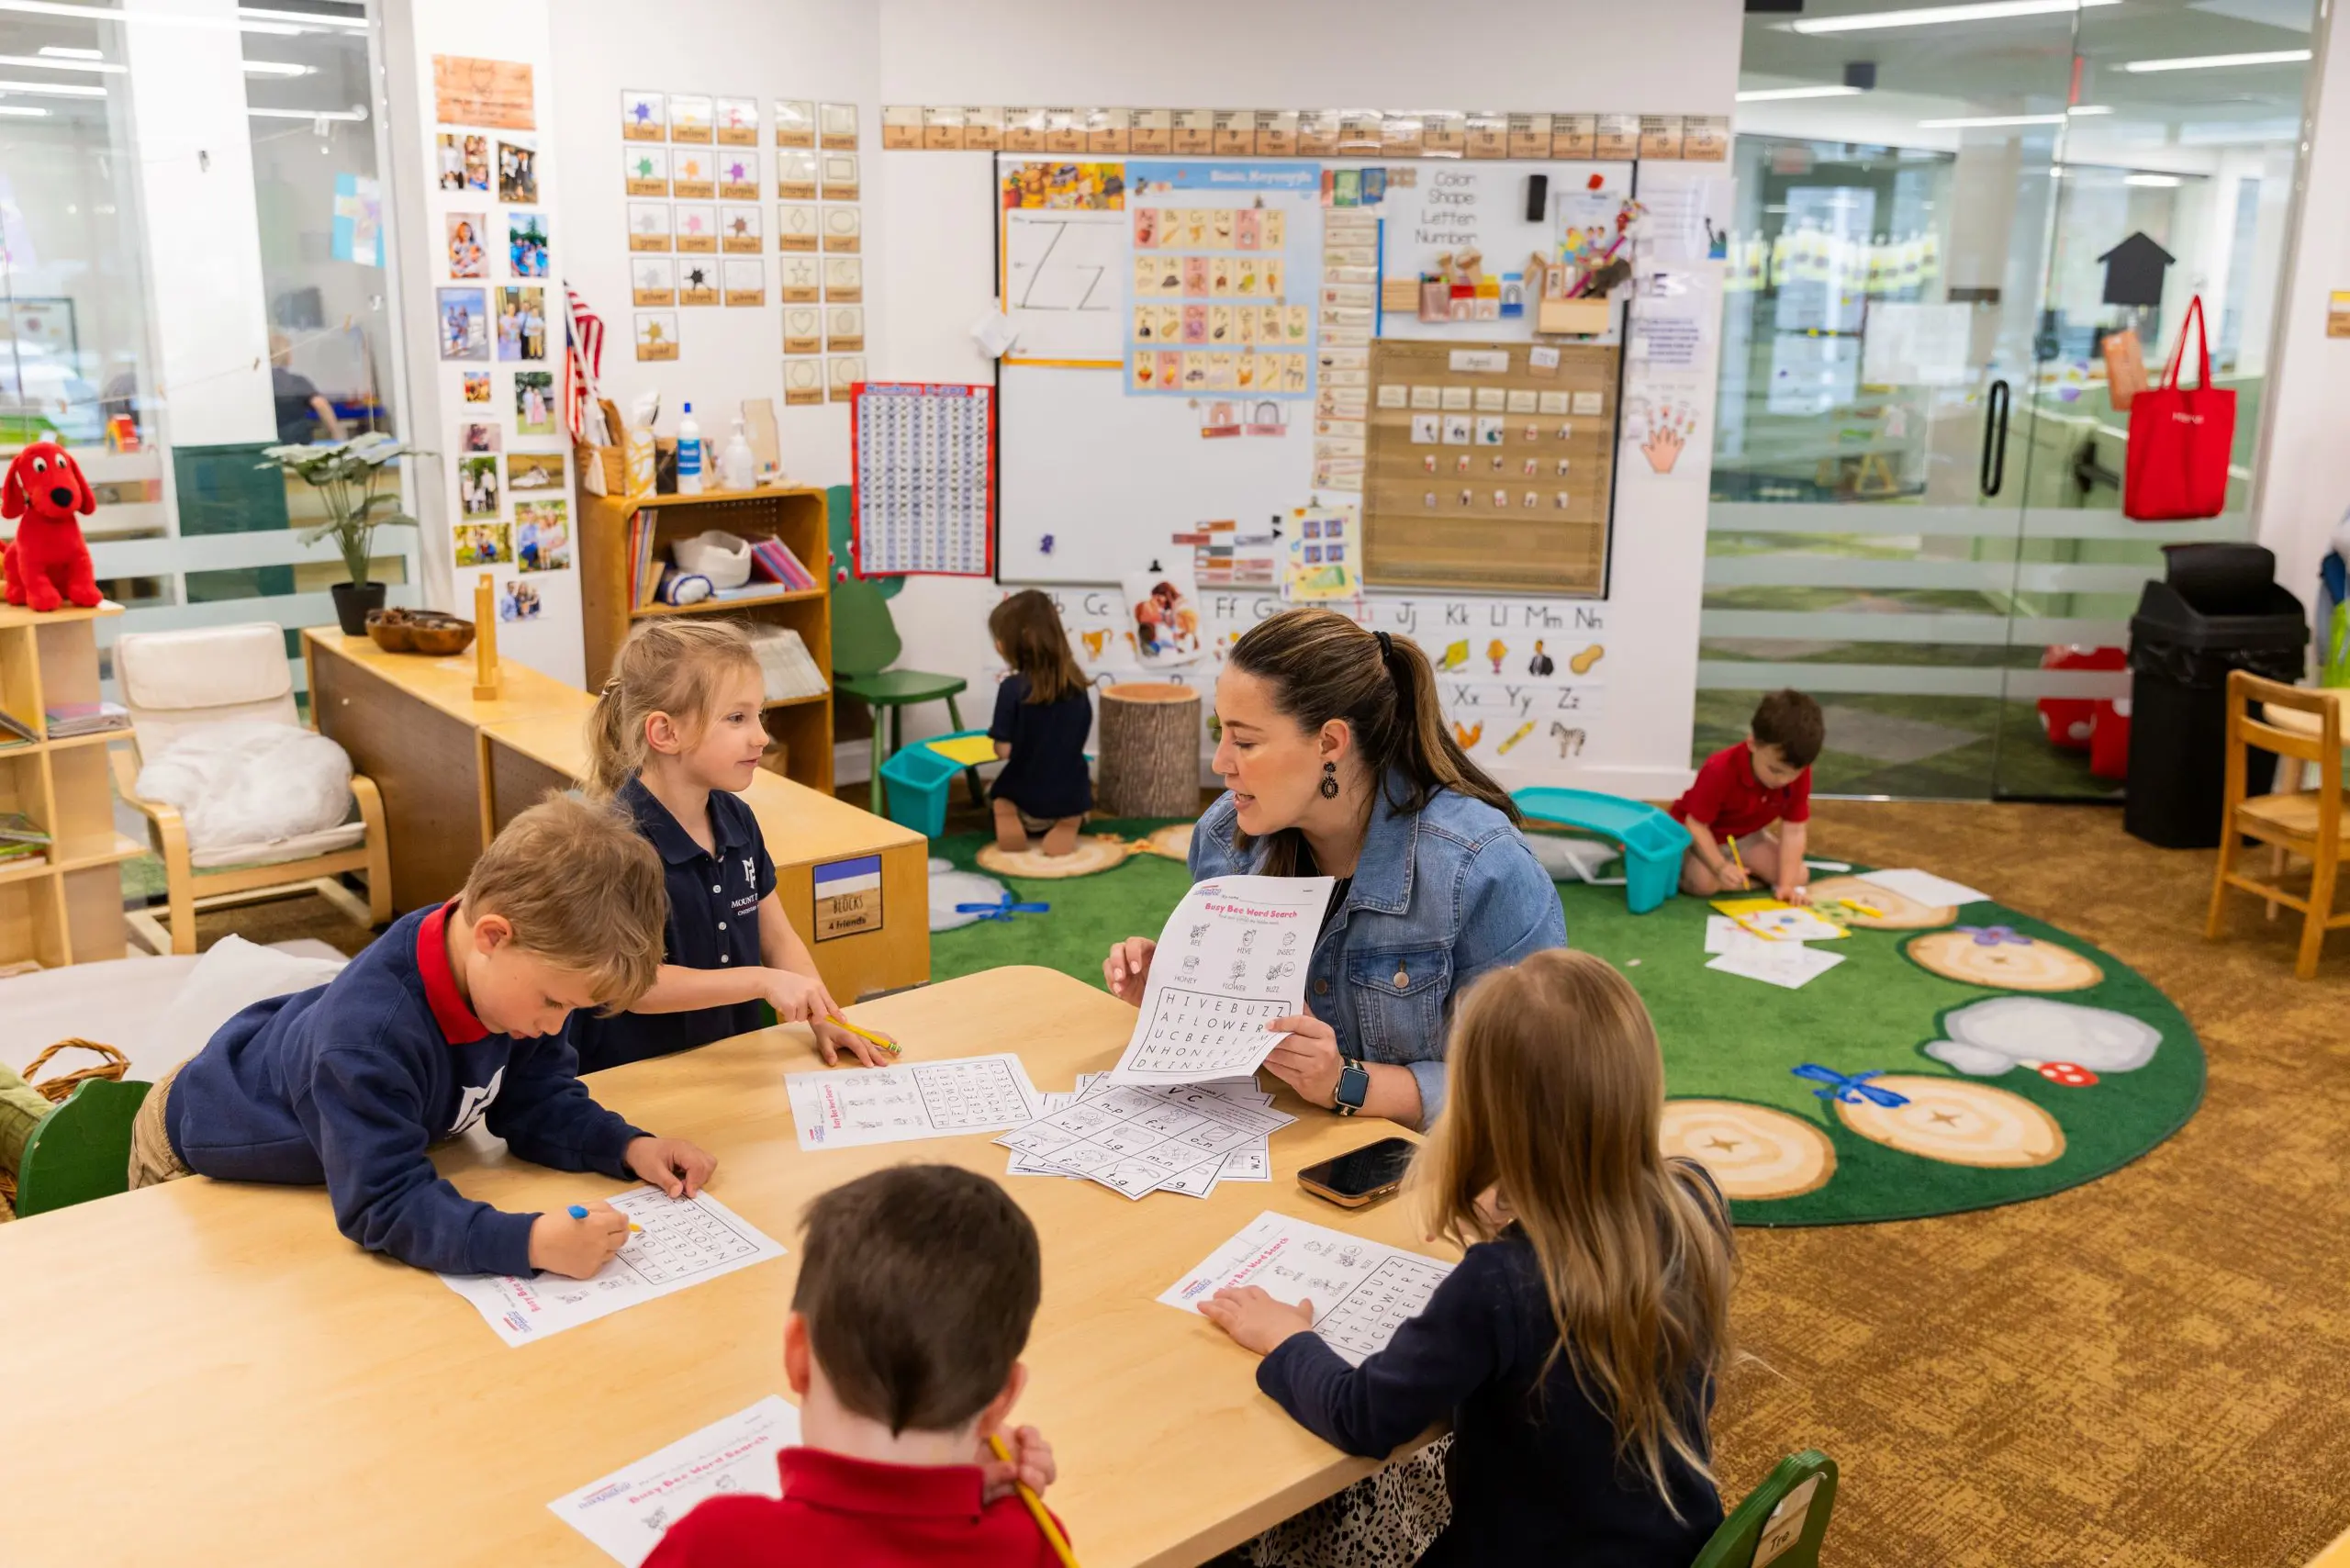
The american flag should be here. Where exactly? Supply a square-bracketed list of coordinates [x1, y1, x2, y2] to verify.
[562, 283, 605, 443]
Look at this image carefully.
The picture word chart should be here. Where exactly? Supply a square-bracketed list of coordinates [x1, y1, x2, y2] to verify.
[996, 1079, 1293, 1200]
[1160, 1211, 1458, 1364]
[1109, 873, 1334, 1084]
[850, 380, 994, 577]
[788, 1053, 1042, 1151]
[550, 1395, 801, 1567]
[442, 1188, 786, 1347]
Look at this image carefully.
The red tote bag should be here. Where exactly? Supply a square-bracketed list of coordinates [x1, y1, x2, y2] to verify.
[2124, 296, 2234, 521]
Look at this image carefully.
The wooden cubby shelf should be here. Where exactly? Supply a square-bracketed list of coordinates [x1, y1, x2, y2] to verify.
[0, 602, 135, 969]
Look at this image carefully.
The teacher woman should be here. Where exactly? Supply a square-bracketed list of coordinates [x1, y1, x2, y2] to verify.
[1102, 609, 1565, 1129]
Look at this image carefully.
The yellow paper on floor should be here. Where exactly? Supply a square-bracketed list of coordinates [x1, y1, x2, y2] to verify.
[926, 734, 999, 767]
[1710, 897, 1847, 942]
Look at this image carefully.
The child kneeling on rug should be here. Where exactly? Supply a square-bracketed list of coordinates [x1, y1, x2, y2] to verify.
[987, 589, 1094, 858]
[645, 1164, 1067, 1566]
[1202, 949, 1735, 1567]
[1673, 687, 1824, 902]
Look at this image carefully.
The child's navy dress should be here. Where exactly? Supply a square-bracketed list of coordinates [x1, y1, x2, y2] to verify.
[987, 674, 1092, 821]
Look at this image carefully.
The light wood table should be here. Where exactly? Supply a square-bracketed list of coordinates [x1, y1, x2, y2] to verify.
[480, 708, 929, 1002]
[304, 628, 926, 1002]
[0, 968, 1441, 1567]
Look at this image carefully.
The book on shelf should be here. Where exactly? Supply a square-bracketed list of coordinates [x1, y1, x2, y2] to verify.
[743, 624, 828, 702]
[44, 700, 129, 738]
[0, 811, 51, 846]
[631, 509, 666, 610]
[745, 535, 818, 592]
[0, 709, 39, 745]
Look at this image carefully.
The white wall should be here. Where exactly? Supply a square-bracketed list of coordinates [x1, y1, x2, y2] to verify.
[2255, 0, 2350, 611]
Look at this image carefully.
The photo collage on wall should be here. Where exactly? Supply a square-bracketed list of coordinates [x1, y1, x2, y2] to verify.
[433, 62, 568, 617]
[621, 89, 865, 402]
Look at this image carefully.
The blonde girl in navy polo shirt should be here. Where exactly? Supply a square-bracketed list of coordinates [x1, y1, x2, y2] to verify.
[573, 621, 893, 1073]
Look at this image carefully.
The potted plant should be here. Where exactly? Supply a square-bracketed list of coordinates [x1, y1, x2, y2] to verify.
[258, 432, 422, 635]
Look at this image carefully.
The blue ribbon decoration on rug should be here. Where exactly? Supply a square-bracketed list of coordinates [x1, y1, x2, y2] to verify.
[954, 893, 1051, 923]
[1792, 1064, 1910, 1108]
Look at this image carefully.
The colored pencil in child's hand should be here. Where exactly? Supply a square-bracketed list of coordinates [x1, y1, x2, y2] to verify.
[567, 1203, 643, 1232]
[1725, 834, 1748, 883]
[831, 1014, 901, 1055]
[988, 1431, 1080, 1568]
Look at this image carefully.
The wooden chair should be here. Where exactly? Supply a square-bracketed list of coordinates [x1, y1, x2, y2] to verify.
[111, 624, 390, 956]
[1690, 1450, 1839, 1568]
[12, 1077, 151, 1218]
[2206, 671, 2349, 979]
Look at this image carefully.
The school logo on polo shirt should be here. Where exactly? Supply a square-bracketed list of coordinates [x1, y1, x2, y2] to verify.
[811, 854, 882, 942]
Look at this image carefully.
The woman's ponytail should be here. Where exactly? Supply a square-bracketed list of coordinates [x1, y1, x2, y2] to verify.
[1377, 632, 1519, 823]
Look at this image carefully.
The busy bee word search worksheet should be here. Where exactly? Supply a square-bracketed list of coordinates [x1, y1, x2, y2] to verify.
[1160, 1210, 1457, 1364]
[1110, 873, 1335, 1085]
[786, 1053, 1043, 1150]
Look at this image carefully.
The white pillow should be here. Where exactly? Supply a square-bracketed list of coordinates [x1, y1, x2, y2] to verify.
[135, 721, 355, 852]
[150, 935, 348, 1071]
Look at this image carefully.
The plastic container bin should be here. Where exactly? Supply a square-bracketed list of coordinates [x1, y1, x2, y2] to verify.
[1511, 787, 1693, 914]
[878, 728, 990, 837]
[2123, 544, 2308, 848]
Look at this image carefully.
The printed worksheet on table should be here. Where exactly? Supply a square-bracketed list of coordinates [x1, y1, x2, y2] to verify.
[442, 1187, 786, 1347]
[1160, 1210, 1457, 1364]
[549, 1394, 802, 1566]
[1111, 873, 1335, 1085]
[787, 1052, 1042, 1150]
[996, 1079, 1294, 1200]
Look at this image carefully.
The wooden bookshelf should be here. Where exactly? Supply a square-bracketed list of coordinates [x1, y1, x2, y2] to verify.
[0, 602, 139, 969]
[577, 484, 834, 793]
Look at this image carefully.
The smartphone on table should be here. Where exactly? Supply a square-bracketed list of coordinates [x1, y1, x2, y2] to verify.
[1297, 1137, 1416, 1209]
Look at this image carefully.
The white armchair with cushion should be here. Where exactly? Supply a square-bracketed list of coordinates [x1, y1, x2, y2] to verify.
[110, 623, 390, 955]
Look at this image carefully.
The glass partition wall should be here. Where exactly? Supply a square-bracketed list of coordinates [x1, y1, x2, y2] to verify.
[1709, 0, 2309, 798]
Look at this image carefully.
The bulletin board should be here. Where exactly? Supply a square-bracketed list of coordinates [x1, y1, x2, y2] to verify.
[994, 154, 1639, 589]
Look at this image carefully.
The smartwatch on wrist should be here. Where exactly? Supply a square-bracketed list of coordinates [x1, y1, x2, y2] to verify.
[1332, 1058, 1370, 1116]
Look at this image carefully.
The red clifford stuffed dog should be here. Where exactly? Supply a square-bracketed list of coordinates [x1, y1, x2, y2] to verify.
[2, 441, 102, 611]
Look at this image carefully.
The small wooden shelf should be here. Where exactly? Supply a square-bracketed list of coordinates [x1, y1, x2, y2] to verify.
[0, 602, 134, 965]
[762, 690, 830, 711]
[578, 483, 835, 794]
[632, 587, 825, 620]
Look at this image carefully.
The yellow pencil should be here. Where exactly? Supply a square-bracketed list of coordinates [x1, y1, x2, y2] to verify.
[988, 1431, 1080, 1568]
[830, 1014, 901, 1055]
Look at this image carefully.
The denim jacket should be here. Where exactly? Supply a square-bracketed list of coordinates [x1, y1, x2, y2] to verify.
[1189, 780, 1567, 1127]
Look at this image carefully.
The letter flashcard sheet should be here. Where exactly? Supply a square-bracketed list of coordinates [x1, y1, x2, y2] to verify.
[1110, 873, 1335, 1085]
[550, 1394, 801, 1566]
[788, 1052, 1042, 1150]
[1160, 1210, 1456, 1364]
[442, 1187, 786, 1347]
[997, 1077, 1293, 1200]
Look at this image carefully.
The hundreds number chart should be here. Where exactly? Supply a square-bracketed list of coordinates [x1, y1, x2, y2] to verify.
[440, 1187, 788, 1347]
[1160, 1211, 1458, 1364]
[786, 1052, 1042, 1150]
[850, 380, 994, 577]
[1107, 872, 1335, 1085]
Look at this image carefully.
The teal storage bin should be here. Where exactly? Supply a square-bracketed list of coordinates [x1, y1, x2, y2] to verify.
[1512, 786, 1693, 914]
[879, 728, 990, 836]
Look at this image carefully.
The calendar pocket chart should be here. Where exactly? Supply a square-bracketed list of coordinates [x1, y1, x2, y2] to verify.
[1110, 873, 1335, 1085]
[1159, 1210, 1457, 1364]
[997, 1080, 1295, 1201]
[787, 1053, 1043, 1151]
[441, 1188, 787, 1348]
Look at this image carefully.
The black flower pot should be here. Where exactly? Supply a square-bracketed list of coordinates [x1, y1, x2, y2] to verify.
[330, 580, 386, 636]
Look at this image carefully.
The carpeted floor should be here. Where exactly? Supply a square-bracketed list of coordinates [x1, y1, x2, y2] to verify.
[1709, 801, 2350, 1568]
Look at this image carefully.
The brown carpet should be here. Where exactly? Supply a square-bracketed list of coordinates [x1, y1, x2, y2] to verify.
[1711, 801, 2350, 1568]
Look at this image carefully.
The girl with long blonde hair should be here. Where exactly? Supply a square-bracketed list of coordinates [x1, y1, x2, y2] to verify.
[570, 619, 892, 1073]
[1203, 948, 1736, 1564]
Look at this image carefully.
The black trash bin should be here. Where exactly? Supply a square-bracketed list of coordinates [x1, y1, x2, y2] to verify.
[2124, 543, 2309, 848]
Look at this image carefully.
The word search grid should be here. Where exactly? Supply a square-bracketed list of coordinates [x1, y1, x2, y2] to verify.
[997, 1081, 1292, 1200]
[787, 1053, 1041, 1150]
[1161, 1211, 1457, 1364]
[1129, 990, 1289, 1079]
[850, 380, 994, 577]
[1109, 873, 1332, 1085]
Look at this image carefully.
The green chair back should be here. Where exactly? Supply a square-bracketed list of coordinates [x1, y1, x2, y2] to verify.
[13, 1078, 152, 1219]
[826, 484, 903, 679]
[1689, 1450, 1838, 1568]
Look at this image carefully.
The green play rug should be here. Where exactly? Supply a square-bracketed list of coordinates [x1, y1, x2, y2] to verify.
[926, 823, 2204, 1227]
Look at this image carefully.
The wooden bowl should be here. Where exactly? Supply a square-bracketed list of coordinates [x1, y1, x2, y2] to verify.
[364, 610, 415, 652]
[408, 617, 476, 656]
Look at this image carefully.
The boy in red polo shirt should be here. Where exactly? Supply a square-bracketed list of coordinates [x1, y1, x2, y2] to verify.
[646, 1165, 1068, 1568]
[1672, 689, 1826, 902]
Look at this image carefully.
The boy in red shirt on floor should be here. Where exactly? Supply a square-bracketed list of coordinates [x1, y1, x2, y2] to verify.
[1672, 689, 1826, 902]
[645, 1164, 1068, 1568]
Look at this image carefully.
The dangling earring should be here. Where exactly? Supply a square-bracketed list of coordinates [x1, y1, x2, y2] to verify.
[1320, 760, 1339, 799]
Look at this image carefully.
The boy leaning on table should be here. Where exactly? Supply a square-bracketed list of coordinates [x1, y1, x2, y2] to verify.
[126, 797, 718, 1282]
[646, 1165, 1068, 1568]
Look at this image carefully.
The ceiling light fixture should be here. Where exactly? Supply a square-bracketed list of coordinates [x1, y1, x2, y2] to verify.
[2121, 49, 2311, 71]
[241, 59, 313, 75]
[246, 104, 365, 121]
[37, 44, 102, 58]
[1736, 84, 1866, 101]
[1790, 0, 2117, 35]
[235, 5, 366, 28]
[1916, 111, 2067, 127]
[0, 50, 120, 71]
[2124, 172, 2184, 185]
[0, 77, 106, 97]
[0, 102, 50, 115]
[2067, 104, 2113, 115]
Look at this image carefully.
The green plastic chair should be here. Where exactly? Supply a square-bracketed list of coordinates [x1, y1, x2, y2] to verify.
[12, 1077, 152, 1218]
[1690, 1450, 1839, 1568]
[825, 485, 984, 817]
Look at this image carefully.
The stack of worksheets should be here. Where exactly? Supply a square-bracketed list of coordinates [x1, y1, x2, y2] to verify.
[998, 1072, 1292, 1201]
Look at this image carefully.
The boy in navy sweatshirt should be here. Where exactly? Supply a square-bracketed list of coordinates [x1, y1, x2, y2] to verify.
[127, 797, 719, 1282]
